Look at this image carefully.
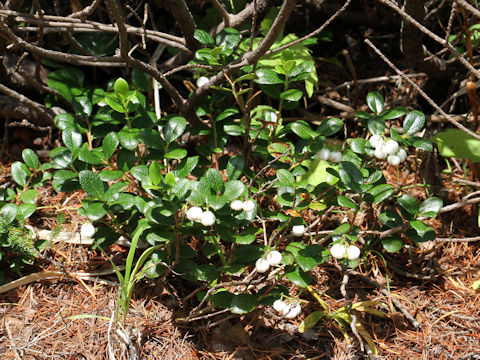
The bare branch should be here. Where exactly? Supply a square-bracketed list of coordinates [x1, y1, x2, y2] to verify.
[68, 0, 101, 19]
[213, 0, 269, 35]
[365, 38, 480, 141]
[456, 0, 480, 20]
[268, 0, 351, 56]
[164, 0, 199, 51]
[211, 0, 231, 27]
[377, 0, 480, 79]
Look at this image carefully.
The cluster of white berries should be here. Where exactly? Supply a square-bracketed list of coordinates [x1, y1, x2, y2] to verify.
[368, 135, 407, 166]
[272, 299, 302, 319]
[186, 206, 216, 226]
[317, 148, 342, 163]
[230, 199, 256, 212]
[330, 243, 361, 260]
[255, 250, 283, 273]
[80, 222, 96, 238]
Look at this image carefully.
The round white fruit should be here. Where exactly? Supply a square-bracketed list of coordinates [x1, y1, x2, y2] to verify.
[383, 139, 399, 155]
[255, 258, 270, 273]
[273, 299, 287, 313]
[292, 225, 306, 236]
[230, 199, 244, 211]
[330, 243, 347, 259]
[396, 148, 407, 162]
[80, 222, 96, 238]
[329, 151, 343, 163]
[346, 245, 361, 260]
[374, 147, 388, 160]
[369, 134, 384, 149]
[387, 154, 401, 166]
[200, 211, 216, 226]
[266, 250, 283, 266]
[317, 148, 331, 161]
[284, 303, 302, 319]
[196, 76, 209, 88]
[186, 206, 203, 221]
[242, 199, 256, 212]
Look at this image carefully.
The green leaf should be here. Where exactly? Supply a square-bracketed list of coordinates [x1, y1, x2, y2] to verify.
[280, 89, 303, 101]
[22, 149, 39, 169]
[296, 244, 328, 272]
[403, 110, 425, 135]
[216, 28, 241, 55]
[432, 129, 480, 161]
[381, 236, 403, 253]
[397, 194, 419, 216]
[290, 121, 319, 139]
[19, 189, 38, 204]
[164, 115, 187, 143]
[114, 77, 129, 97]
[368, 184, 395, 204]
[11, 161, 30, 186]
[50, 147, 73, 169]
[366, 91, 384, 114]
[407, 220, 436, 242]
[131, 69, 149, 92]
[104, 93, 124, 113]
[285, 266, 311, 288]
[47, 67, 84, 103]
[299, 311, 325, 333]
[212, 290, 235, 308]
[174, 156, 199, 179]
[216, 107, 239, 122]
[99, 170, 123, 181]
[82, 201, 108, 221]
[73, 32, 117, 56]
[118, 127, 139, 151]
[102, 132, 119, 161]
[339, 161, 363, 191]
[78, 144, 103, 165]
[419, 197, 443, 217]
[62, 128, 83, 152]
[410, 136, 433, 151]
[1, 203, 18, 224]
[379, 209, 403, 228]
[224, 180, 245, 201]
[367, 116, 385, 135]
[195, 264, 219, 283]
[380, 106, 408, 120]
[18, 203, 36, 218]
[337, 195, 359, 210]
[164, 148, 187, 159]
[350, 138, 367, 154]
[206, 168, 224, 193]
[276, 169, 295, 187]
[72, 95, 92, 118]
[79, 170, 105, 198]
[230, 293, 257, 314]
[149, 161, 162, 186]
[227, 155, 244, 180]
[255, 68, 283, 84]
[194, 29, 214, 47]
[317, 118, 343, 136]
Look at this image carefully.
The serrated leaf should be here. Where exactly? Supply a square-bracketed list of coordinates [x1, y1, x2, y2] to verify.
[224, 180, 245, 201]
[276, 168, 295, 187]
[78, 144, 103, 165]
[174, 156, 198, 179]
[102, 132, 119, 161]
[104, 93, 124, 113]
[339, 161, 363, 191]
[206, 168, 224, 193]
[255, 68, 283, 84]
[410, 136, 433, 151]
[194, 29, 214, 47]
[79, 170, 105, 198]
[366, 91, 384, 114]
[419, 197, 443, 217]
[216, 28, 241, 55]
[403, 110, 425, 135]
[368, 184, 395, 204]
[22, 149, 39, 169]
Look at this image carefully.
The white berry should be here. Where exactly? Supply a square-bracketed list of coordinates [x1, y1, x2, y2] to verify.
[292, 225, 305, 236]
[273, 299, 287, 313]
[330, 243, 347, 259]
[255, 258, 270, 273]
[346, 245, 361, 260]
[396, 148, 407, 162]
[317, 148, 331, 161]
[186, 206, 203, 221]
[329, 151, 342, 163]
[374, 146, 388, 160]
[266, 250, 283, 266]
[230, 199, 244, 211]
[200, 210, 216, 226]
[81, 222, 95, 238]
[387, 154, 401, 166]
[369, 134, 384, 149]
[383, 139, 399, 155]
[242, 199, 256, 212]
[284, 303, 302, 319]
[196, 76, 209, 88]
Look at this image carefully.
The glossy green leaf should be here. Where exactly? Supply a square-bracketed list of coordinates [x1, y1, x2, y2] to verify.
[149, 161, 162, 186]
[381, 236, 403, 253]
[368, 184, 395, 204]
[276, 169, 295, 187]
[118, 127, 139, 151]
[337, 195, 359, 210]
[296, 244, 328, 272]
[403, 110, 425, 135]
[339, 161, 363, 191]
[397, 194, 419, 215]
[380, 106, 408, 120]
[227, 155, 244, 180]
[164, 115, 187, 143]
[102, 132, 119, 161]
[19, 189, 38, 204]
[285, 266, 311, 288]
[164, 148, 187, 159]
[22, 149, 39, 169]
[350, 138, 367, 154]
[78, 144, 103, 165]
[216, 28, 241, 55]
[79, 170, 105, 198]
[114, 77, 129, 97]
[104, 93, 124, 113]
[206, 168, 224, 193]
[1, 203, 18, 224]
[11, 161, 30, 186]
[419, 197, 443, 217]
[231, 293, 257, 314]
[290, 121, 319, 139]
[432, 129, 480, 161]
[317, 117, 343, 136]
[255, 68, 283, 84]
[224, 180, 245, 201]
[407, 220, 436, 242]
[366, 91, 384, 114]
[367, 116, 385, 135]
[280, 89, 303, 101]
[410, 136, 433, 151]
[174, 156, 199, 179]
[194, 29, 214, 47]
